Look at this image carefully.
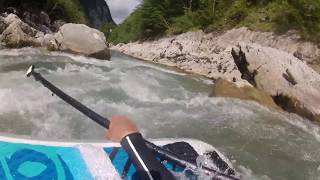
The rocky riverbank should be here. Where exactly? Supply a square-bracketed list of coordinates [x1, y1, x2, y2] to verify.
[112, 28, 320, 123]
[0, 13, 110, 60]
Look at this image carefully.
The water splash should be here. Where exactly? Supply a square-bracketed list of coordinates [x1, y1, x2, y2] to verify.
[0, 49, 319, 179]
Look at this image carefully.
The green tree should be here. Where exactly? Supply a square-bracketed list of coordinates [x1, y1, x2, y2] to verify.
[109, 0, 320, 43]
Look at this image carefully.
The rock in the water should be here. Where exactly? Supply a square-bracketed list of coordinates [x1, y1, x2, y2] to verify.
[0, 14, 42, 48]
[210, 79, 280, 110]
[50, 23, 110, 60]
[232, 43, 320, 122]
[0, 14, 110, 60]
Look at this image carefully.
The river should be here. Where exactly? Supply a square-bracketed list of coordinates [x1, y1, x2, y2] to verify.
[0, 48, 319, 180]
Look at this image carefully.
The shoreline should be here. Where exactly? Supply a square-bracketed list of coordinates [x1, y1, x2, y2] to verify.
[111, 50, 215, 83]
[111, 27, 320, 123]
[0, 13, 111, 60]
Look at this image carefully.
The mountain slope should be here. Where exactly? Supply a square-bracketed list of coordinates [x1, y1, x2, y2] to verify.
[0, 0, 115, 28]
[109, 0, 320, 44]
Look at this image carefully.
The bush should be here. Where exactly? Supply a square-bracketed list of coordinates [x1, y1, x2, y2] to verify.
[0, 0, 88, 24]
[109, 10, 144, 44]
[288, 0, 320, 41]
[167, 15, 194, 35]
[100, 23, 116, 39]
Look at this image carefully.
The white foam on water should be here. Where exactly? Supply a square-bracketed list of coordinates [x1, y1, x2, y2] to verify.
[280, 112, 320, 143]
[0, 85, 57, 115]
[54, 63, 111, 82]
[1, 48, 320, 179]
[200, 78, 214, 85]
[31, 111, 73, 139]
[50, 51, 112, 67]
[110, 54, 188, 76]
[0, 68, 88, 139]
[117, 74, 162, 102]
[236, 165, 272, 180]
[0, 47, 45, 56]
[143, 65, 188, 76]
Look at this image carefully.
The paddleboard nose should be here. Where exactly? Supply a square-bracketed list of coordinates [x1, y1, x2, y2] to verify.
[26, 65, 35, 77]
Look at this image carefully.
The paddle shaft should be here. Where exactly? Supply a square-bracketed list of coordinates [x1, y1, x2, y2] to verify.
[29, 71, 239, 180]
[32, 72, 110, 128]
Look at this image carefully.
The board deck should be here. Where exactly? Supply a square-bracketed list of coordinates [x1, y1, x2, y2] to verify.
[0, 135, 217, 180]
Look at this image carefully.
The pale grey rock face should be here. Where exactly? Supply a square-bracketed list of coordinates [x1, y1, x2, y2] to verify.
[113, 27, 320, 73]
[0, 15, 110, 60]
[51, 23, 110, 60]
[111, 27, 320, 122]
[204, 27, 320, 64]
[111, 32, 251, 87]
[233, 43, 320, 122]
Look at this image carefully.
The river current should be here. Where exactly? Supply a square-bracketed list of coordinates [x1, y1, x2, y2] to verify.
[0, 48, 319, 179]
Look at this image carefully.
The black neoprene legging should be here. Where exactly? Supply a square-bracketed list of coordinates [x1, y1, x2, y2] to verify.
[121, 133, 175, 180]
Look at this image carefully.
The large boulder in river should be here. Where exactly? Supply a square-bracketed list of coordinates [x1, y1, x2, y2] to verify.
[0, 14, 43, 48]
[232, 43, 320, 122]
[49, 23, 110, 60]
[210, 79, 280, 110]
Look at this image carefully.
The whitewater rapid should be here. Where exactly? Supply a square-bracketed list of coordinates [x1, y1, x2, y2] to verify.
[0, 48, 319, 180]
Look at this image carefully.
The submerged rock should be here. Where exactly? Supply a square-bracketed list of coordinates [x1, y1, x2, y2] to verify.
[48, 23, 110, 60]
[210, 79, 279, 110]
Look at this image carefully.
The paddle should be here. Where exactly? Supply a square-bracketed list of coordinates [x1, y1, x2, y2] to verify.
[26, 65, 239, 180]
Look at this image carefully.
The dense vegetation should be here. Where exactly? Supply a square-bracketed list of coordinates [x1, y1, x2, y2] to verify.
[109, 0, 320, 44]
[45, 0, 87, 24]
[0, 0, 88, 24]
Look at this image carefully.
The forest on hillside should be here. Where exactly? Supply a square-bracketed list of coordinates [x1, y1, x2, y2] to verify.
[0, 0, 88, 23]
[108, 0, 320, 44]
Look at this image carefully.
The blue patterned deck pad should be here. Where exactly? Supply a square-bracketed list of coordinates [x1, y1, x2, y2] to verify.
[0, 141, 185, 180]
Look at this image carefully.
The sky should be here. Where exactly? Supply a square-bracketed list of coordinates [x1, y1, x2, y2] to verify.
[105, 0, 142, 24]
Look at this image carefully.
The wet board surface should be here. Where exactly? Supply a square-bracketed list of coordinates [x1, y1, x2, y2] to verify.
[0, 135, 215, 180]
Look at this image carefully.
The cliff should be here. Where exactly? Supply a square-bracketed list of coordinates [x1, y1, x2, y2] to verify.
[0, 0, 115, 29]
[78, 0, 115, 28]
